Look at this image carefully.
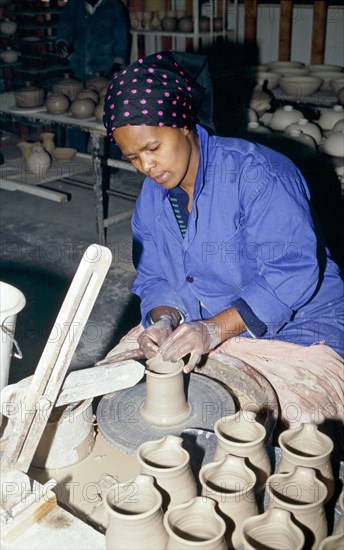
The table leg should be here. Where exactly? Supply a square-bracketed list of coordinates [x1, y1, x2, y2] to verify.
[90, 131, 105, 245]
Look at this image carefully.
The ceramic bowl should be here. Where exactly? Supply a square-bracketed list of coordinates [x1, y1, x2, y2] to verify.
[254, 71, 280, 90]
[322, 130, 344, 157]
[307, 64, 343, 73]
[311, 71, 344, 92]
[267, 60, 304, 71]
[275, 67, 309, 77]
[330, 76, 344, 93]
[52, 147, 77, 162]
[0, 48, 19, 63]
[279, 75, 323, 96]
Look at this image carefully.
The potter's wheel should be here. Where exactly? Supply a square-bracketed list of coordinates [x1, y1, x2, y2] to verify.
[96, 373, 235, 454]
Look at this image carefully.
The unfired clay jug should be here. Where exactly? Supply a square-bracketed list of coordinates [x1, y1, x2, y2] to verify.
[241, 507, 305, 550]
[17, 141, 36, 161]
[266, 466, 328, 549]
[213, 410, 271, 493]
[40, 132, 55, 155]
[277, 423, 334, 502]
[26, 145, 51, 179]
[137, 434, 197, 511]
[164, 496, 227, 549]
[199, 454, 258, 548]
[319, 533, 344, 550]
[140, 357, 190, 426]
[104, 474, 168, 550]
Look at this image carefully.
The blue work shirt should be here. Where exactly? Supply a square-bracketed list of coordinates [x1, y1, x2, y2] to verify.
[131, 125, 344, 356]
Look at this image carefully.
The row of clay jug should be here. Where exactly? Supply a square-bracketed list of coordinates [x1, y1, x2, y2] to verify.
[103, 418, 337, 549]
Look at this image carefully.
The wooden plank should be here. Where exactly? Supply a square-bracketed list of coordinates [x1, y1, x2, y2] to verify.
[0, 179, 69, 202]
[311, 0, 328, 64]
[279, 0, 293, 61]
[0, 245, 112, 473]
[103, 208, 135, 228]
[244, 0, 257, 44]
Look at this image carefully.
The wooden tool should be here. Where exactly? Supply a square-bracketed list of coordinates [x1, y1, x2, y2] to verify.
[1, 244, 112, 473]
[1, 360, 145, 411]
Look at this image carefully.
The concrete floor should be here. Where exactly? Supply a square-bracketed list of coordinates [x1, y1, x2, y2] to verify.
[0, 134, 144, 383]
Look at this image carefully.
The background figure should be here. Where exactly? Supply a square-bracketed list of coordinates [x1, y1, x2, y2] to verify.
[55, 0, 130, 82]
[55, 0, 130, 154]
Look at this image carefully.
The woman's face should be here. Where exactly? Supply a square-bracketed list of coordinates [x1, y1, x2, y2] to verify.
[113, 125, 199, 192]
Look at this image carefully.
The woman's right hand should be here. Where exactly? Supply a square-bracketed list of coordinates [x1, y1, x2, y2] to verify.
[137, 315, 174, 358]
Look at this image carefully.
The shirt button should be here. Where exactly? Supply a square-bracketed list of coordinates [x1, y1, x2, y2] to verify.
[186, 275, 194, 283]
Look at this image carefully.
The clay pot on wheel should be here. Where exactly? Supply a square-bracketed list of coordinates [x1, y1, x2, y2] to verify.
[45, 93, 70, 115]
[71, 98, 95, 119]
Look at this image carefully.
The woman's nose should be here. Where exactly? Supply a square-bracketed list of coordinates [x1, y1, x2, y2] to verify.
[141, 155, 156, 174]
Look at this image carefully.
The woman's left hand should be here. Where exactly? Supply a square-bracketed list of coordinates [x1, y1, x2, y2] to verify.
[159, 321, 222, 374]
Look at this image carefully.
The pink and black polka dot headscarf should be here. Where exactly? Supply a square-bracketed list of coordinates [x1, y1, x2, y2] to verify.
[103, 50, 206, 142]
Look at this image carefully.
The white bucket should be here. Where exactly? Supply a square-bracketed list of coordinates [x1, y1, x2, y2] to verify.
[0, 281, 26, 395]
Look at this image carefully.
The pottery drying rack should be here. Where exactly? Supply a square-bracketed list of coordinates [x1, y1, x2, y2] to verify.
[0, 243, 144, 474]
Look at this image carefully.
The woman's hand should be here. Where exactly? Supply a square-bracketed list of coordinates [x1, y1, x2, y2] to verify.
[159, 321, 222, 374]
[137, 315, 175, 358]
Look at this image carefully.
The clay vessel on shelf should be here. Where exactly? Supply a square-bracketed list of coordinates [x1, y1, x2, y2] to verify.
[277, 423, 334, 502]
[71, 98, 95, 119]
[266, 466, 328, 549]
[213, 409, 271, 493]
[285, 129, 317, 154]
[52, 74, 84, 101]
[199, 16, 210, 32]
[337, 86, 344, 105]
[45, 93, 70, 115]
[178, 16, 193, 33]
[284, 117, 322, 145]
[269, 105, 303, 131]
[318, 105, 344, 131]
[164, 497, 227, 549]
[26, 145, 51, 179]
[14, 82, 45, 108]
[322, 130, 344, 158]
[17, 141, 37, 161]
[76, 88, 99, 104]
[94, 103, 104, 122]
[213, 17, 224, 31]
[86, 74, 110, 92]
[241, 508, 305, 550]
[140, 357, 190, 426]
[0, 18, 17, 35]
[104, 474, 168, 550]
[199, 454, 258, 549]
[137, 434, 197, 511]
[161, 16, 177, 32]
[0, 47, 19, 63]
[40, 132, 55, 155]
